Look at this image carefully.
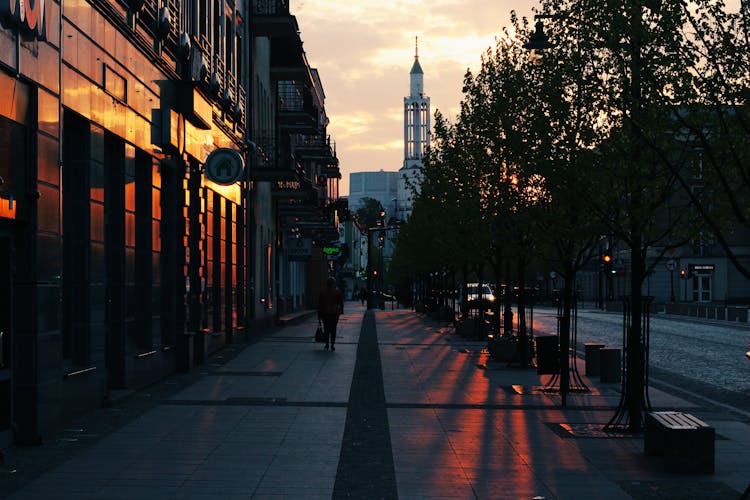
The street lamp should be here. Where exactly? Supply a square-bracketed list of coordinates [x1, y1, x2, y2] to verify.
[522, 14, 555, 64]
[525, 2, 657, 432]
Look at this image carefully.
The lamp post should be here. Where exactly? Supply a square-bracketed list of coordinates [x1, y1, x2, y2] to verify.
[365, 220, 400, 310]
[524, 2, 656, 431]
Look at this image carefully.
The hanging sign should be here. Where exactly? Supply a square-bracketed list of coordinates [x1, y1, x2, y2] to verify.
[204, 148, 244, 185]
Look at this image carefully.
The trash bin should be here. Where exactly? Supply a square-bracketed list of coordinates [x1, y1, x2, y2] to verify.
[535, 335, 559, 374]
[599, 347, 621, 383]
[584, 342, 605, 376]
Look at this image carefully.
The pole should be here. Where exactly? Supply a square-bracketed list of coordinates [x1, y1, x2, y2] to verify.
[669, 269, 674, 302]
[366, 229, 373, 309]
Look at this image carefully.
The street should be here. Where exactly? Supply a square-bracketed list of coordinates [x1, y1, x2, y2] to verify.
[532, 306, 750, 415]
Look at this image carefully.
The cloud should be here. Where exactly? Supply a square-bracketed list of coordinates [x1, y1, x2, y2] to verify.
[348, 140, 404, 152]
[330, 109, 402, 139]
[290, 0, 536, 194]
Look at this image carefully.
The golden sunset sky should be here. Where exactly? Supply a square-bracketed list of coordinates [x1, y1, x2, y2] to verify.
[292, 0, 535, 195]
[292, 1, 741, 196]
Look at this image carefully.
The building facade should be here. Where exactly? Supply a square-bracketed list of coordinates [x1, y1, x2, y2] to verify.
[348, 170, 399, 217]
[0, 0, 340, 447]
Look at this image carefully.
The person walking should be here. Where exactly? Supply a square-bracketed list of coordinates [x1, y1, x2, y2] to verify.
[318, 276, 344, 351]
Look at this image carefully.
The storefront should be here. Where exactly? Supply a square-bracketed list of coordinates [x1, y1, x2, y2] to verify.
[1, 0, 247, 442]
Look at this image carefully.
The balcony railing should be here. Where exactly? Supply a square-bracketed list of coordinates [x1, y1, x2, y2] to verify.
[278, 82, 311, 113]
[254, 0, 289, 15]
[293, 134, 330, 149]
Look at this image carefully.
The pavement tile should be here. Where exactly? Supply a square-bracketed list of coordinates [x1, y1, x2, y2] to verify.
[3, 306, 750, 499]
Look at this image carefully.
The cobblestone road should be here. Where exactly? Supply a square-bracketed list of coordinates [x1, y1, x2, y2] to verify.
[532, 307, 750, 413]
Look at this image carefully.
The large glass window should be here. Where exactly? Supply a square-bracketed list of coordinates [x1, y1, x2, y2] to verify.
[62, 110, 91, 364]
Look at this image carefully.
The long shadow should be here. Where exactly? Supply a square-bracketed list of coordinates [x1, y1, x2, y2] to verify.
[332, 310, 398, 498]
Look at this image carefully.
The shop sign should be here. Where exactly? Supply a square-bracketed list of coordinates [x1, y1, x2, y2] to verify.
[1, 0, 46, 40]
[688, 263, 715, 275]
[272, 179, 308, 199]
[322, 246, 340, 256]
[286, 237, 311, 261]
[204, 148, 243, 185]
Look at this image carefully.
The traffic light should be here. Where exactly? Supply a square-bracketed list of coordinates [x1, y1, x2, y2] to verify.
[372, 269, 379, 278]
[602, 251, 614, 273]
[679, 269, 686, 279]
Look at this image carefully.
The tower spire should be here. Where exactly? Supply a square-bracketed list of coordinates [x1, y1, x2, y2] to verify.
[415, 36, 419, 59]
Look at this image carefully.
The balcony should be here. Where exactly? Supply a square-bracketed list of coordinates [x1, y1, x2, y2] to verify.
[278, 82, 318, 131]
[292, 134, 337, 163]
[252, 0, 298, 39]
[278, 204, 340, 244]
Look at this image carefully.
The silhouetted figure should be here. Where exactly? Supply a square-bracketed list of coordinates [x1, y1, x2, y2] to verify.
[318, 277, 344, 351]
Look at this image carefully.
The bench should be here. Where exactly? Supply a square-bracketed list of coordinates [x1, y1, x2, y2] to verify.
[644, 411, 715, 474]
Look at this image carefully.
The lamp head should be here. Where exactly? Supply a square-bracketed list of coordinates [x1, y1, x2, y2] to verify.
[523, 20, 551, 55]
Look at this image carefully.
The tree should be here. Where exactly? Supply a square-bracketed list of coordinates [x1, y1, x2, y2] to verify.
[355, 197, 385, 229]
[534, 0, 704, 430]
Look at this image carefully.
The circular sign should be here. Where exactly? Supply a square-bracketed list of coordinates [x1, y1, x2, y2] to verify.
[665, 258, 677, 271]
[204, 148, 244, 185]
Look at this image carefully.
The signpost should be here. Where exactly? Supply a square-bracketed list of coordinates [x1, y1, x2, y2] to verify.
[665, 258, 677, 302]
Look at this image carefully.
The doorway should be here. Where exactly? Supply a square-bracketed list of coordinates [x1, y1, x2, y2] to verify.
[692, 274, 712, 303]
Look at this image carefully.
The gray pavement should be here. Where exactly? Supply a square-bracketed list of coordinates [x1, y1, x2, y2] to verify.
[1, 303, 749, 499]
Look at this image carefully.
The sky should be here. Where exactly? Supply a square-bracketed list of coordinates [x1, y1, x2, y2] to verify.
[292, 0, 536, 196]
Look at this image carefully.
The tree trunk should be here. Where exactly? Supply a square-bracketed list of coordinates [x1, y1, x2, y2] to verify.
[560, 269, 575, 408]
[517, 257, 528, 368]
[626, 237, 646, 431]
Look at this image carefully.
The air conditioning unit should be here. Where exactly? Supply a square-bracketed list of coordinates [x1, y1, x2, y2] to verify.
[221, 89, 232, 111]
[189, 47, 208, 83]
[157, 7, 172, 40]
[178, 32, 191, 60]
[209, 73, 221, 95]
[232, 102, 243, 122]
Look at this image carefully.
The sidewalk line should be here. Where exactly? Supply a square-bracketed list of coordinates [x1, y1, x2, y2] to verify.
[333, 310, 398, 499]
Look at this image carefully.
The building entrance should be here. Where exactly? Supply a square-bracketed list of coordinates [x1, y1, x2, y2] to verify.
[692, 274, 712, 303]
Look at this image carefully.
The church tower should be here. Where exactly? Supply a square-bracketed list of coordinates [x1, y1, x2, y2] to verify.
[398, 37, 430, 220]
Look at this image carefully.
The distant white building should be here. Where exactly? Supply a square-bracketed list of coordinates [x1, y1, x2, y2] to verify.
[398, 37, 430, 220]
[348, 170, 400, 217]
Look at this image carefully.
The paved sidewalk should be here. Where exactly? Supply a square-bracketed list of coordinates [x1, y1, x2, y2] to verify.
[1, 304, 749, 499]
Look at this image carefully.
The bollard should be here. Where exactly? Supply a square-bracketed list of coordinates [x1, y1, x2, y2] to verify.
[584, 342, 605, 376]
[599, 347, 621, 383]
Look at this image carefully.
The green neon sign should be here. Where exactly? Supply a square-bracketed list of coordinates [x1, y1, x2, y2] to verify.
[322, 246, 341, 255]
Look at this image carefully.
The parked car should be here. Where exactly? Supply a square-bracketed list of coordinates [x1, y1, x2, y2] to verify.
[459, 283, 495, 310]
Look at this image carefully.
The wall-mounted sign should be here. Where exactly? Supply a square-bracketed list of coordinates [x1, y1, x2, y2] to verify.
[285, 237, 311, 261]
[688, 263, 715, 275]
[272, 179, 308, 199]
[276, 180, 302, 190]
[322, 246, 340, 256]
[1, 0, 46, 40]
[204, 148, 244, 185]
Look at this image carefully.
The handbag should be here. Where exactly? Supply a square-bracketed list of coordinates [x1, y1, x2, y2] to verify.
[315, 320, 325, 342]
